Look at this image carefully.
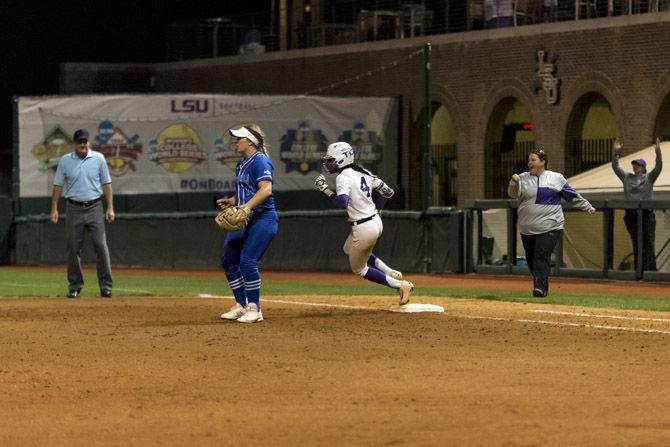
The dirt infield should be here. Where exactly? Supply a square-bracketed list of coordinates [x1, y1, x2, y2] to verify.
[2, 271, 670, 446]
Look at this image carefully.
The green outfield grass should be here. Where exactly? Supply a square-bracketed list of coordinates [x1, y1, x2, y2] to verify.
[1, 269, 669, 312]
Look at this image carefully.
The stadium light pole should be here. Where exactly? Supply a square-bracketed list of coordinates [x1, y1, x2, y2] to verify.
[422, 42, 432, 210]
[422, 43, 432, 273]
[279, 0, 288, 51]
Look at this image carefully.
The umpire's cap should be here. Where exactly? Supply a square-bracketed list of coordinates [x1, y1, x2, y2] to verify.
[73, 129, 89, 142]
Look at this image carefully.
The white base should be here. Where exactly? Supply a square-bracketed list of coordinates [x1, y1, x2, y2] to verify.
[390, 303, 445, 313]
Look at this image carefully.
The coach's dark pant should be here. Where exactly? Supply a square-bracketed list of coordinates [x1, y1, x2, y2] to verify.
[521, 230, 562, 295]
[624, 210, 657, 272]
[66, 201, 113, 292]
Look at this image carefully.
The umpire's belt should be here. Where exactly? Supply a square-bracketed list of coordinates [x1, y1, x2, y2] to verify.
[351, 214, 376, 226]
[67, 197, 101, 207]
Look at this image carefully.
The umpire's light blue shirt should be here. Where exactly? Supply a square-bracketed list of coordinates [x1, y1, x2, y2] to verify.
[53, 150, 112, 201]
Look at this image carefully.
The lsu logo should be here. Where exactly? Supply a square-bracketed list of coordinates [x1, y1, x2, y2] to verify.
[170, 99, 209, 113]
[91, 120, 142, 176]
[31, 126, 72, 172]
[149, 123, 207, 173]
[279, 121, 328, 174]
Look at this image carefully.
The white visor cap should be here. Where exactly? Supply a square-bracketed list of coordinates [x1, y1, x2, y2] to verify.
[229, 127, 259, 146]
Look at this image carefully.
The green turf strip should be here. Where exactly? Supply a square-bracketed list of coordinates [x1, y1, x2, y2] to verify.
[1, 269, 669, 312]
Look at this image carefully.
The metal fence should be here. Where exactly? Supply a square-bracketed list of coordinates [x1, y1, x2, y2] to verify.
[465, 199, 670, 282]
[570, 138, 614, 175]
[485, 140, 535, 199]
[165, 0, 670, 61]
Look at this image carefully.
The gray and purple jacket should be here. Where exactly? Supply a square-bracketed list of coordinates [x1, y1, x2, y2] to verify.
[508, 170, 593, 235]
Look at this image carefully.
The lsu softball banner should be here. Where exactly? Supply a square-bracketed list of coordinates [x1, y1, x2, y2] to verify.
[17, 94, 398, 197]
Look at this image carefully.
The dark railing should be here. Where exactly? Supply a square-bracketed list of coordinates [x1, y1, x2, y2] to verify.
[464, 199, 670, 282]
[165, 0, 670, 61]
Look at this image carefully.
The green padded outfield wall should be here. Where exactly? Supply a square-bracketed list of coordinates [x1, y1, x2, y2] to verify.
[13, 210, 463, 273]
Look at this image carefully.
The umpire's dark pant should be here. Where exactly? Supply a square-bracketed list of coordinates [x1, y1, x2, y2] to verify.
[66, 201, 113, 292]
[521, 230, 562, 295]
[624, 210, 657, 272]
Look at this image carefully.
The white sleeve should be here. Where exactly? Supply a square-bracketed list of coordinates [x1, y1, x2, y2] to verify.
[335, 171, 352, 196]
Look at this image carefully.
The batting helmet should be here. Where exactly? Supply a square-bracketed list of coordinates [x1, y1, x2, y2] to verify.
[322, 142, 354, 173]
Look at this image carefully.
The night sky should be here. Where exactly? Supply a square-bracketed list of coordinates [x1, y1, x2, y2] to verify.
[0, 0, 269, 148]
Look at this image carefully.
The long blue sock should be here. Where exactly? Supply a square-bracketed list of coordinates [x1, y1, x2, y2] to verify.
[243, 272, 261, 309]
[363, 267, 390, 287]
[225, 272, 247, 306]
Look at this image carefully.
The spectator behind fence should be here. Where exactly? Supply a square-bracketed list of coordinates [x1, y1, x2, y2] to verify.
[238, 29, 265, 55]
[485, 0, 514, 27]
[543, 0, 559, 21]
[611, 138, 663, 272]
[508, 149, 596, 298]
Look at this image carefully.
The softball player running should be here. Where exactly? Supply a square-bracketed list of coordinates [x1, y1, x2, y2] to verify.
[314, 142, 414, 304]
[219, 124, 278, 323]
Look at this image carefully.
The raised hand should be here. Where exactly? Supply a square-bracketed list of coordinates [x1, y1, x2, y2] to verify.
[314, 174, 329, 192]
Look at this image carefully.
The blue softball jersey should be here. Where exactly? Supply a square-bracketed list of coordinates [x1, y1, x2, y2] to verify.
[236, 151, 275, 211]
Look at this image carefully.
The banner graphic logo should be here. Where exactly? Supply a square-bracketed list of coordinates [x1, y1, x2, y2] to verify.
[279, 121, 328, 174]
[337, 122, 384, 169]
[31, 126, 73, 172]
[149, 123, 207, 173]
[213, 127, 243, 171]
[91, 120, 143, 176]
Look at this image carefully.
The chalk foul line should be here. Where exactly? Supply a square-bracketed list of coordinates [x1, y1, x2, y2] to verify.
[197, 294, 670, 335]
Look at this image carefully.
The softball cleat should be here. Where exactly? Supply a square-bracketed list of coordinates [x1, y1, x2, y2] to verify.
[237, 303, 264, 323]
[221, 303, 247, 320]
[398, 281, 414, 305]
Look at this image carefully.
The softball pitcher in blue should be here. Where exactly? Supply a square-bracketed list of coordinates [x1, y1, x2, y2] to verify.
[314, 142, 414, 305]
[219, 124, 278, 323]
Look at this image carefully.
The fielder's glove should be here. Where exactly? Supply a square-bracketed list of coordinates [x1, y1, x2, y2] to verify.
[215, 205, 250, 232]
[314, 174, 334, 198]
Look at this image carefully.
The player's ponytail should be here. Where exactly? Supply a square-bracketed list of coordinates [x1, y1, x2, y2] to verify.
[243, 123, 270, 158]
[351, 164, 373, 177]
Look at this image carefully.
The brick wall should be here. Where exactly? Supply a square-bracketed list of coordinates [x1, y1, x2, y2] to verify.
[61, 13, 670, 208]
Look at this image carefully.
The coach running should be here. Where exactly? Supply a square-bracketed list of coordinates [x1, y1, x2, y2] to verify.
[50, 129, 114, 298]
[508, 149, 595, 298]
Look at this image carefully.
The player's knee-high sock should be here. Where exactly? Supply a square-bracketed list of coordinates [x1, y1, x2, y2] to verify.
[243, 275, 261, 308]
[363, 266, 401, 287]
[240, 259, 261, 308]
[367, 253, 393, 275]
[224, 271, 247, 306]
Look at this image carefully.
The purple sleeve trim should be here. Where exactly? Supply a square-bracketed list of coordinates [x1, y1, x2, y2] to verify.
[374, 194, 388, 209]
[559, 183, 579, 202]
[331, 194, 349, 209]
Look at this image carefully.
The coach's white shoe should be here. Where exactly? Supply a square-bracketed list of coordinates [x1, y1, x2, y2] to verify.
[389, 270, 403, 280]
[398, 281, 414, 305]
[237, 303, 264, 323]
[221, 303, 246, 320]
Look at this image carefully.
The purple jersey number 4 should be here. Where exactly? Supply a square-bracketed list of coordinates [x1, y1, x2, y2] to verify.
[360, 177, 371, 197]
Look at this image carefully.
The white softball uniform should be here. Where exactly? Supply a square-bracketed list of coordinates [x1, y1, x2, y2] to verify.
[335, 168, 386, 222]
[335, 168, 393, 275]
